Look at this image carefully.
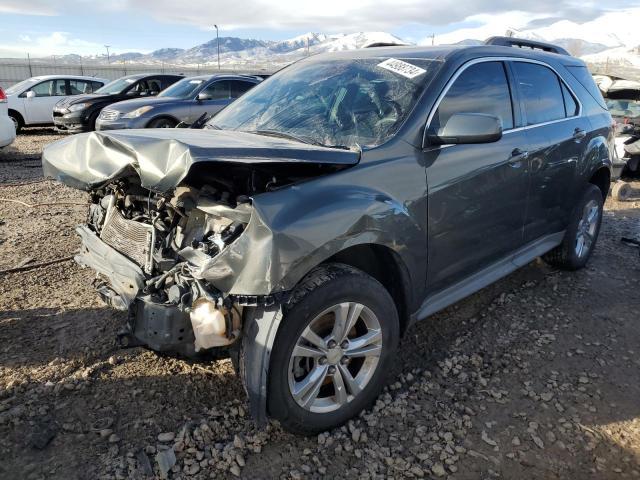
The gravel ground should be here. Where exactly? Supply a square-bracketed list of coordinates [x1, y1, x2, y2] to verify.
[1, 129, 639, 480]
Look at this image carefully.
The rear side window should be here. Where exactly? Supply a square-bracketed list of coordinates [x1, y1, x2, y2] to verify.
[92, 81, 104, 91]
[561, 83, 579, 117]
[512, 62, 565, 125]
[230, 80, 255, 98]
[68, 80, 96, 94]
[566, 65, 607, 109]
[433, 61, 514, 131]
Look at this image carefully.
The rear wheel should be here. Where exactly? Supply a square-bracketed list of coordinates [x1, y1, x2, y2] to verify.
[267, 263, 399, 434]
[8, 111, 23, 133]
[147, 117, 177, 129]
[543, 184, 603, 270]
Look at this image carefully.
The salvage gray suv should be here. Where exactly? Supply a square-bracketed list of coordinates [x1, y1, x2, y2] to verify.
[43, 37, 614, 434]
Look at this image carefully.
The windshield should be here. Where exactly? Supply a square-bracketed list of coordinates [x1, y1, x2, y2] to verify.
[208, 57, 439, 148]
[606, 99, 640, 119]
[5, 78, 38, 95]
[95, 77, 137, 95]
[158, 78, 205, 98]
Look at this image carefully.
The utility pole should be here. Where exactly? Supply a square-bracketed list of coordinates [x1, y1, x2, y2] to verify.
[104, 45, 111, 64]
[430, 33, 435, 46]
[213, 25, 220, 70]
[27, 53, 33, 76]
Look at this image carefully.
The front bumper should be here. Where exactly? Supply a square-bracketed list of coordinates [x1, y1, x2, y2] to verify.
[96, 116, 148, 131]
[75, 224, 237, 357]
[53, 112, 90, 133]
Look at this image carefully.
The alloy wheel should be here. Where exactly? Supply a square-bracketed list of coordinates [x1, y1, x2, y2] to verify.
[287, 302, 382, 413]
[575, 199, 599, 258]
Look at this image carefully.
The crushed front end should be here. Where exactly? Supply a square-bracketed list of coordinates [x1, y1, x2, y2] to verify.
[77, 179, 250, 356]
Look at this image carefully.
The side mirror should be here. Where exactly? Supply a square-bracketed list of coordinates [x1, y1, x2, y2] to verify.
[25, 90, 36, 99]
[197, 92, 211, 102]
[427, 113, 502, 145]
[149, 91, 158, 96]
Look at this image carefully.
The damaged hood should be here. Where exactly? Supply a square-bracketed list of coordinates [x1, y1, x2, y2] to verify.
[42, 129, 360, 192]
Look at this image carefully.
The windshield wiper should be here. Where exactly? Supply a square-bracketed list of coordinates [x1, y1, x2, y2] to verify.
[250, 129, 350, 150]
[251, 129, 320, 145]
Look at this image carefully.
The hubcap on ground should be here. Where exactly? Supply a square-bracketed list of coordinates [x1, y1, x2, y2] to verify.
[575, 199, 599, 258]
[288, 302, 382, 413]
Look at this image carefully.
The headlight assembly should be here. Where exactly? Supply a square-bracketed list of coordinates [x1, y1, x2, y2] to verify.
[67, 103, 88, 112]
[123, 106, 154, 118]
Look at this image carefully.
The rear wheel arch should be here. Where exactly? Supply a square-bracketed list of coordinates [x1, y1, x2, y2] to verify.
[8, 109, 24, 131]
[588, 166, 611, 200]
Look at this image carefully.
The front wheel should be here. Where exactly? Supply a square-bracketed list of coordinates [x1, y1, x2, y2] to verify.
[267, 263, 399, 434]
[147, 117, 177, 128]
[543, 184, 603, 270]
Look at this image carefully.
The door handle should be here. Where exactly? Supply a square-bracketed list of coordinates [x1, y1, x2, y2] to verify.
[573, 128, 586, 141]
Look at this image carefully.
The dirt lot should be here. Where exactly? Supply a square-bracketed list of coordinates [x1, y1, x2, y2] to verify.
[1, 129, 639, 480]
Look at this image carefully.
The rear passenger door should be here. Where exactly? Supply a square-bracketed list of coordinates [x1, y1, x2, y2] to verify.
[424, 61, 530, 294]
[511, 61, 591, 242]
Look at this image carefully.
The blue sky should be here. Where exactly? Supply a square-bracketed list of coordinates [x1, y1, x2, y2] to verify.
[0, 1, 631, 58]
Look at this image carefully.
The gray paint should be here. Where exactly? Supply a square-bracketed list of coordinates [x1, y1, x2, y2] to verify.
[43, 44, 614, 326]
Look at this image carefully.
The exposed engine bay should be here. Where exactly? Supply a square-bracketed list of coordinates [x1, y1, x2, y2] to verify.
[41, 128, 359, 356]
[81, 176, 258, 355]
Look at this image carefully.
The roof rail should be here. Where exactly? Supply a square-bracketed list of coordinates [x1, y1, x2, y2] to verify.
[484, 36, 570, 56]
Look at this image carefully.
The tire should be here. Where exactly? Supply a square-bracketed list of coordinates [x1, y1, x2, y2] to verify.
[543, 184, 603, 270]
[267, 263, 399, 434]
[612, 181, 632, 202]
[147, 117, 177, 129]
[8, 111, 23, 134]
[87, 111, 100, 132]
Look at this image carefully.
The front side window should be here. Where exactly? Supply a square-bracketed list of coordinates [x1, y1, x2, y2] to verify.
[201, 80, 231, 100]
[513, 62, 565, 125]
[209, 57, 439, 148]
[30, 79, 65, 97]
[432, 61, 514, 131]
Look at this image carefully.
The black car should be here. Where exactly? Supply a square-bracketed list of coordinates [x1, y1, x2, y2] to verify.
[43, 37, 614, 433]
[53, 74, 183, 132]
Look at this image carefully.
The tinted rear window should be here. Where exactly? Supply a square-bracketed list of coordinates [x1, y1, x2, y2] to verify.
[433, 61, 514, 131]
[513, 62, 565, 125]
[566, 65, 607, 110]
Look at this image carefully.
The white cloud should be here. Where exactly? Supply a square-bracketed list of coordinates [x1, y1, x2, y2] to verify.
[0, 0, 56, 15]
[0, 31, 118, 57]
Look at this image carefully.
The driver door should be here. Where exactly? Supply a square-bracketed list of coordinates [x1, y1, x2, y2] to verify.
[189, 80, 232, 123]
[23, 79, 67, 124]
[423, 60, 530, 293]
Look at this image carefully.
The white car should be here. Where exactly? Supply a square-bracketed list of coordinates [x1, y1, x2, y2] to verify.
[5, 75, 108, 132]
[0, 86, 16, 147]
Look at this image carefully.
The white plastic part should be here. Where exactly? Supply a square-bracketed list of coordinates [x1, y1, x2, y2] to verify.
[190, 299, 231, 351]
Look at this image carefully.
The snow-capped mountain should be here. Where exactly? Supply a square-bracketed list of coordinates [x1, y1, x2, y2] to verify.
[29, 32, 409, 67]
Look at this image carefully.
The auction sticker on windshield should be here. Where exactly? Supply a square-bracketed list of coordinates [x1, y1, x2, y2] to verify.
[377, 58, 426, 79]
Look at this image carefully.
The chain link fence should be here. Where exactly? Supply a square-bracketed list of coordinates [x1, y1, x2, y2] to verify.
[0, 58, 278, 88]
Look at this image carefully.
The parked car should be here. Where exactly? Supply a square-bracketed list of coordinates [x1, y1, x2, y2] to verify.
[593, 74, 640, 199]
[0, 87, 16, 147]
[53, 74, 183, 133]
[42, 37, 614, 434]
[4, 75, 108, 133]
[96, 74, 262, 130]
